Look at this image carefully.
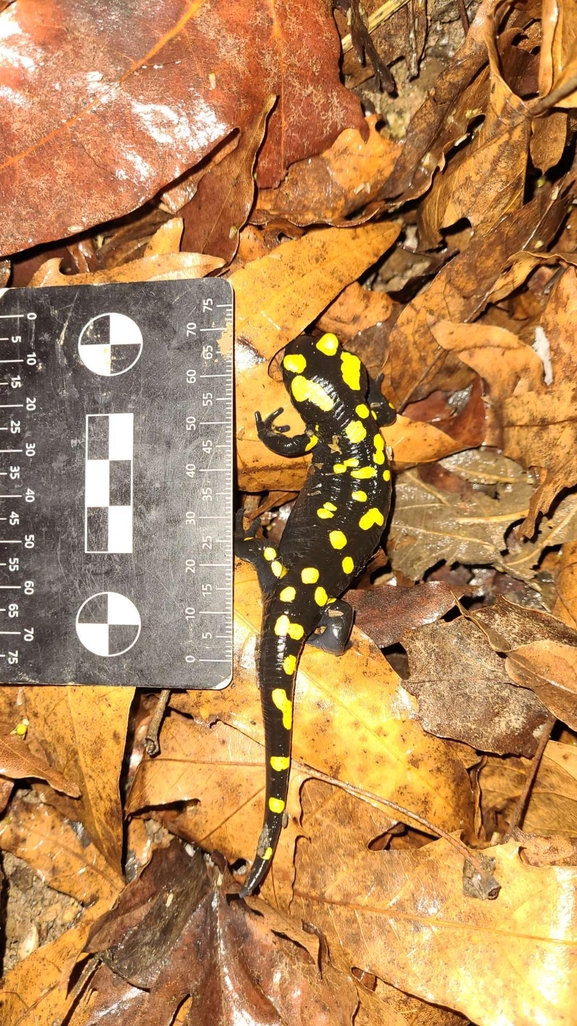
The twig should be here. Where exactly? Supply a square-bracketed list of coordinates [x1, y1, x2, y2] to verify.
[144, 688, 171, 757]
[340, 0, 412, 54]
[503, 714, 556, 840]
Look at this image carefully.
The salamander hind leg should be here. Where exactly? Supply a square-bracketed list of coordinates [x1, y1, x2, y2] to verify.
[306, 598, 353, 655]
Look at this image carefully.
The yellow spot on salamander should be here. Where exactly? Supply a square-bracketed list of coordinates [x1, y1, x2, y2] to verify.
[272, 687, 293, 729]
[333, 463, 347, 474]
[359, 508, 385, 531]
[270, 755, 291, 771]
[324, 501, 337, 511]
[373, 451, 385, 465]
[342, 555, 354, 574]
[374, 433, 384, 451]
[317, 507, 334, 519]
[345, 420, 367, 443]
[344, 457, 359, 467]
[283, 353, 307, 374]
[275, 615, 290, 636]
[269, 797, 285, 814]
[341, 351, 361, 390]
[352, 490, 367, 502]
[264, 547, 276, 561]
[291, 375, 334, 411]
[288, 622, 304, 640]
[351, 466, 376, 480]
[355, 403, 369, 418]
[271, 560, 284, 577]
[301, 567, 319, 584]
[283, 654, 296, 675]
[383, 468, 391, 481]
[305, 434, 318, 451]
[263, 846, 273, 860]
[280, 586, 296, 602]
[316, 333, 339, 356]
[329, 530, 347, 550]
[314, 586, 328, 606]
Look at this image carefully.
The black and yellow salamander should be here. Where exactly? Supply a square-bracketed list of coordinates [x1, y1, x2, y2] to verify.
[236, 331, 395, 897]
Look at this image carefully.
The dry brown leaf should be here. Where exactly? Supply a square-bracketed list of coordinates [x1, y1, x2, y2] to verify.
[403, 616, 550, 755]
[553, 540, 577, 627]
[539, 0, 577, 107]
[181, 97, 276, 262]
[506, 639, 577, 729]
[0, 899, 113, 1026]
[292, 835, 577, 1026]
[0, 796, 121, 906]
[431, 320, 545, 400]
[383, 183, 569, 407]
[0, 734, 80, 796]
[502, 492, 577, 583]
[480, 740, 577, 837]
[254, 115, 401, 226]
[316, 281, 397, 345]
[22, 685, 134, 874]
[418, 21, 531, 245]
[388, 452, 534, 580]
[29, 250, 223, 287]
[539, 266, 577, 380]
[347, 581, 460, 648]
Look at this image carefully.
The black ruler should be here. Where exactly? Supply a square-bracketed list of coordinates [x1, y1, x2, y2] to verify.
[0, 279, 233, 689]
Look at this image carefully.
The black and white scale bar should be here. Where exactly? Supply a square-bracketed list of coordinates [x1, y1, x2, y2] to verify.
[85, 413, 134, 554]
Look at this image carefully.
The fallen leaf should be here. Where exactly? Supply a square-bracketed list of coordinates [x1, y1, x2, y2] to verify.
[506, 639, 577, 729]
[181, 96, 275, 262]
[388, 452, 534, 580]
[0, 795, 121, 906]
[292, 836, 577, 1026]
[347, 581, 460, 648]
[403, 616, 550, 755]
[383, 182, 570, 407]
[22, 685, 134, 874]
[29, 250, 223, 287]
[0, 734, 80, 796]
[0, 0, 365, 254]
[82, 840, 358, 1026]
[254, 115, 401, 226]
[539, 0, 577, 108]
[553, 540, 577, 627]
[480, 740, 577, 837]
[431, 320, 545, 399]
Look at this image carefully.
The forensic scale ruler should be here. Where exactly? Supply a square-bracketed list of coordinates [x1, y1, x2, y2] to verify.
[0, 279, 233, 689]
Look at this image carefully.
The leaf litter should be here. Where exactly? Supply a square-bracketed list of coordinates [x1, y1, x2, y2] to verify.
[1, 1, 577, 1024]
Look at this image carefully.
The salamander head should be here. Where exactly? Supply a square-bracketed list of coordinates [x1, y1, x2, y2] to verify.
[281, 333, 369, 430]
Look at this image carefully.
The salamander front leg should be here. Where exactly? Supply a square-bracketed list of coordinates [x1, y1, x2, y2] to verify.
[306, 599, 353, 655]
[255, 409, 317, 457]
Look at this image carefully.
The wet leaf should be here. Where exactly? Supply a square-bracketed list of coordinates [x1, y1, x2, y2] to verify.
[506, 640, 577, 729]
[480, 741, 577, 837]
[347, 580, 460, 648]
[81, 840, 358, 1026]
[0, 0, 364, 255]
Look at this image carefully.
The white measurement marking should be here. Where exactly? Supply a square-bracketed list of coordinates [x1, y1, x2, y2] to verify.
[199, 658, 230, 663]
[0, 314, 25, 319]
[198, 516, 228, 520]
[0, 540, 21, 544]
[0, 359, 23, 364]
[200, 611, 228, 615]
[0, 630, 20, 635]
[0, 495, 21, 499]
[199, 326, 226, 331]
[199, 374, 228, 378]
[0, 450, 22, 453]
[198, 468, 228, 472]
[200, 563, 229, 567]
[200, 421, 227, 425]
[0, 404, 23, 409]
[0, 585, 20, 589]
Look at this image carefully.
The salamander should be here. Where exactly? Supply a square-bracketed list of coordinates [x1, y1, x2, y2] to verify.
[236, 332, 395, 897]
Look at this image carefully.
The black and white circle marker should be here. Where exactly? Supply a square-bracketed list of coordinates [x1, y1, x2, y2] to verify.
[78, 312, 143, 376]
[76, 591, 141, 657]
